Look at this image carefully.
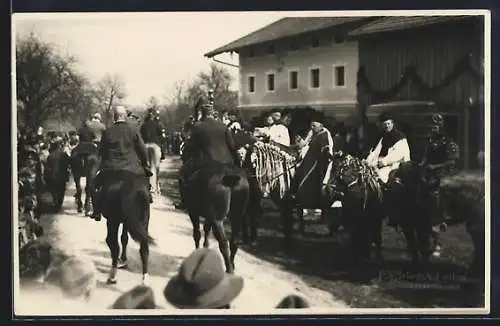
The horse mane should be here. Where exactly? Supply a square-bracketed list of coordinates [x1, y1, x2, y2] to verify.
[251, 142, 298, 198]
[333, 152, 383, 204]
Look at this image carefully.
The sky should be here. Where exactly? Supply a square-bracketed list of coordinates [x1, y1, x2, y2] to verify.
[12, 12, 301, 107]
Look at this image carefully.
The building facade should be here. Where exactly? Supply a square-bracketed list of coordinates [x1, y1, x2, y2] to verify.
[349, 15, 484, 168]
[205, 17, 372, 120]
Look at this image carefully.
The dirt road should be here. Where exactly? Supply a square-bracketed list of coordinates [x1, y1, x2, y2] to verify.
[16, 157, 348, 314]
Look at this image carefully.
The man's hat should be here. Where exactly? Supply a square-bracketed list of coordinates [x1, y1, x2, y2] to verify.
[164, 248, 244, 309]
[58, 256, 97, 299]
[431, 113, 444, 126]
[378, 111, 394, 123]
[111, 285, 161, 309]
[275, 294, 311, 308]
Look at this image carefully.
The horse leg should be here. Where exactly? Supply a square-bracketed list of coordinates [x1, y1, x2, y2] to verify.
[203, 220, 211, 248]
[281, 200, 294, 254]
[189, 213, 202, 249]
[139, 238, 150, 285]
[212, 220, 233, 273]
[402, 226, 420, 263]
[298, 208, 305, 235]
[467, 220, 484, 278]
[416, 222, 433, 264]
[372, 212, 384, 261]
[118, 225, 129, 268]
[74, 176, 83, 213]
[105, 218, 120, 284]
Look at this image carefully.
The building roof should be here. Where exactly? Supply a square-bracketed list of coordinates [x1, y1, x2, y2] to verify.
[348, 15, 472, 36]
[204, 17, 368, 58]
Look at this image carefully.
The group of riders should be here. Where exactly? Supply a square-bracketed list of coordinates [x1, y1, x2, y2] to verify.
[173, 95, 460, 258]
[17, 89, 460, 258]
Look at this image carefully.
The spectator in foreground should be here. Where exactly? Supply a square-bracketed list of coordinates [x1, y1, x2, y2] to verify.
[275, 294, 311, 308]
[163, 248, 244, 309]
[111, 285, 162, 309]
[58, 255, 97, 301]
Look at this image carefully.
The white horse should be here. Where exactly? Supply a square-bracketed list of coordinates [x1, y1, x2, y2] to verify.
[144, 143, 161, 196]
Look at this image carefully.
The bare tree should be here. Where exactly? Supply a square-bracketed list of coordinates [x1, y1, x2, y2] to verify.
[95, 73, 127, 126]
[16, 32, 88, 132]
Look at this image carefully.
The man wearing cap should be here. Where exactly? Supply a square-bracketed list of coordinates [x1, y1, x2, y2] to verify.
[91, 105, 153, 220]
[420, 113, 460, 234]
[140, 108, 165, 159]
[365, 112, 411, 184]
[175, 103, 239, 210]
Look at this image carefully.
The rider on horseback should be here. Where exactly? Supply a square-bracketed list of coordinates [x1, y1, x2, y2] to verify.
[365, 112, 411, 229]
[91, 105, 154, 221]
[174, 101, 240, 210]
[140, 108, 165, 158]
[419, 113, 460, 232]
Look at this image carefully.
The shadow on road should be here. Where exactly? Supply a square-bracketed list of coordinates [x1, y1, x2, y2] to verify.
[159, 157, 485, 309]
[82, 247, 183, 279]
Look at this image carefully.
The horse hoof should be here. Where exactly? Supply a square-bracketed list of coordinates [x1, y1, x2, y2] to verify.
[106, 278, 117, 285]
[117, 260, 128, 269]
[142, 274, 150, 286]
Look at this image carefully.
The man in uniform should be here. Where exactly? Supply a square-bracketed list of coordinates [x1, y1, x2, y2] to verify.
[174, 103, 239, 210]
[91, 105, 153, 221]
[419, 113, 460, 254]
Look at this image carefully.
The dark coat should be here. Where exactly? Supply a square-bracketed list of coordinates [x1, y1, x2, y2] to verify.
[140, 118, 163, 146]
[98, 121, 149, 176]
[184, 118, 238, 168]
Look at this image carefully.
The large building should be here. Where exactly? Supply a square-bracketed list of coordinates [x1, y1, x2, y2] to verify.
[204, 17, 373, 120]
[205, 15, 485, 168]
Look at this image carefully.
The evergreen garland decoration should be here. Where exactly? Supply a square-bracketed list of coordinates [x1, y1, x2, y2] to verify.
[357, 54, 483, 104]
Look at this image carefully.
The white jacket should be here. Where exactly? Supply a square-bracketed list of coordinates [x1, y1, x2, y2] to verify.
[366, 136, 411, 183]
[255, 124, 290, 146]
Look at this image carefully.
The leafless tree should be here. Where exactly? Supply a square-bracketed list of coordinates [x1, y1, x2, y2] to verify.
[95, 73, 127, 126]
[16, 32, 89, 132]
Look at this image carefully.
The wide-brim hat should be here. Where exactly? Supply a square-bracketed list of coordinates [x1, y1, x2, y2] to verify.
[163, 248, 244, 309]
[111, 285, 162, 309]
[92, 113, 102, 120]
[164, 273, 243, 309]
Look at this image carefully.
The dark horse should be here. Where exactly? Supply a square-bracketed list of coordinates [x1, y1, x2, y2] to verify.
[385, 162, 485, 277]
[44, 140, 71, 212]
[70, 140, 100, 216]
[96, 170, 156, 284]
[323, 151, 385, 262]
[184, 162, 250, 274]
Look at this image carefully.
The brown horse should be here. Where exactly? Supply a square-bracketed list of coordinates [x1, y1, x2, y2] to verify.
[96, 170, 156, 284]
[184, 162, 249, 273]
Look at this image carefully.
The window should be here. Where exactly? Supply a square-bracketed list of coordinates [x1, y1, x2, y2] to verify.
[266, 73, 275, 92]
[289, 70, 299, 90]
[289, 41, 298, 51]
[247, 75, 255, 93]
[333, 34, 345, 44]
[311, 37, 320, 48]
[309, 68, 320, 89]
[333, 65, 346, 87]
[267, 44, 275, 55]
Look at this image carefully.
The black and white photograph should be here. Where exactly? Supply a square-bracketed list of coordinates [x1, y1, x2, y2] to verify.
[12, 10, 490, 315]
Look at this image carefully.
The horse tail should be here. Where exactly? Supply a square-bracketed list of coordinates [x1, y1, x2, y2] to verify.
[120, 190, 156, 246]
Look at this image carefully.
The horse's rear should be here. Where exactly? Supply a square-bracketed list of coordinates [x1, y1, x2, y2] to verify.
[185, 162, 250, 273]
[98, 170, 155, 285]
[45, 147, 71, 212]
[70, 143, 100, 215]
[144, 143, 161, 195]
